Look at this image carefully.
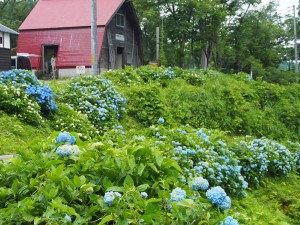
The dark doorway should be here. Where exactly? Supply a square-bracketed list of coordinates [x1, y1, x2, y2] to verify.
[116, 47, 124, 69]
[42, 45, 58, 74]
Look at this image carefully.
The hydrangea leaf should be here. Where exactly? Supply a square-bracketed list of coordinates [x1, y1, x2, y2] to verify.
[153, 149, 164, 167]
[137, 184, 150, 192]
[74, 175, 86, 188]
[147, 163, 159, 173]
[124, 175, 135, 189]
[106, 186, 124, 193]
[98, 215, 114, 225]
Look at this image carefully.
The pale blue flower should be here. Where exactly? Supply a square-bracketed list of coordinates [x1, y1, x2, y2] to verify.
[219, 196, 231, 210]
[220, 216, 239, 225]
[158, 117, 165, 124]
[140, 192, 148, 198]
[104, 191, 122, 206]
[206, 186, 227, 206]
[56, 131, 76, 145]
[56, 145, 72, 157]
[64, 214, 72, 222]
[170, 187, 186, 202]
[191, 177, 209, 191]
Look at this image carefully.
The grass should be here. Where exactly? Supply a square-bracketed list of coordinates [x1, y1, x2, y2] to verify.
[0, 110, 51, 155]
[229, 173, 300, 225]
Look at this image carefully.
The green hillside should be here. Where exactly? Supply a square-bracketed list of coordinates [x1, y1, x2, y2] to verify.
[0, 68, 299, 224]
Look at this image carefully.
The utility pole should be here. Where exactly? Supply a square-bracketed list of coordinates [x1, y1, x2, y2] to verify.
[293, 5, 298, 74]
[91, 0, 98, 75]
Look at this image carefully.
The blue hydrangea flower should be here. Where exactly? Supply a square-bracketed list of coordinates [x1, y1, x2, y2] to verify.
[158, 117, 165, 124]
[170, 187, 186, 202]
[64, 214, 72, 222]
[197, 129, 209, 142]
[191, 177, 209, 191]
[140, 192, 148, 198]
[218, 196, 231, 211]
[104, 191, 121, 206]
[56, 131, 76, 145]
[206, 186, 227, 206]
[116, 125, 123, 129]
[220, 216, 239, 225]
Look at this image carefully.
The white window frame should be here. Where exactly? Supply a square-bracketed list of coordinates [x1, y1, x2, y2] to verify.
[116, 13, 125, 28]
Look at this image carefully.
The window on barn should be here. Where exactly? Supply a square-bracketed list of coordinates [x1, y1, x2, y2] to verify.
[116, 13, 125, 27]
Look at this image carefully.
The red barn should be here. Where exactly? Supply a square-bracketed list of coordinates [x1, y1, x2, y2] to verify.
[17, 0, 143, 78]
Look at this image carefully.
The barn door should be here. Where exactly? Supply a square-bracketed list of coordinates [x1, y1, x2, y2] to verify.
[42, 45, 58, 74]
[116, 47, 124, 69]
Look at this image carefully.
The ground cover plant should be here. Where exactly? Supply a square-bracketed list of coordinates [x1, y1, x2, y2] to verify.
[0, 67, 299, 224]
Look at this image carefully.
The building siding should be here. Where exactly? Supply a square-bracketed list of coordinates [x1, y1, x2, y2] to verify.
[0, 48, 11, 71]
[17, 27, 105, 70]
[100, 3, 142, 72]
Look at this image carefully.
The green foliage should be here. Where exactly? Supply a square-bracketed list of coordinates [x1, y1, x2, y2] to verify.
[124, 82, 165, 126]
[0, 0, 38, 31]
[106, 66, 300, 141]
[230, 174, 300, 225]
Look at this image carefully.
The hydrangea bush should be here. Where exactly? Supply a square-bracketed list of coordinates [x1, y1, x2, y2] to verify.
[150, 125, 248, 196]
[235, 138, 297, 185]
[0, 70, 57, 112]
[0, 84, 43, 125]
[59, 75, 126, 132]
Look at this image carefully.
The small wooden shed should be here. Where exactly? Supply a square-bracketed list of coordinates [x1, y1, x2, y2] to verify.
[17, 0, 143, 77]
[0, 24, 18, 71]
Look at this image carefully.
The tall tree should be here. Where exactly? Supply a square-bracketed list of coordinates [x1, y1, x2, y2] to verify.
[0, 0, 37, 31]
[223, 1, 286, 74]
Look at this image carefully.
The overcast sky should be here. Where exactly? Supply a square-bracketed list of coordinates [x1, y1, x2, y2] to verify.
[261, 0, 299, 14]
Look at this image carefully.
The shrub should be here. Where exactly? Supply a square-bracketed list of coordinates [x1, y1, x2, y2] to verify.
[0, 70, 57, 113]
[59, 75, 126, 132]
[147, 125, 248, 196]
[0, 83, 43, 125]
[109, 66, 300, 141]
[124, 82, 165, 126]
[234, 138, 297, 185]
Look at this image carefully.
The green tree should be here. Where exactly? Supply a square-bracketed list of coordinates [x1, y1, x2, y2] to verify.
[0, 0, 37, 31]
[225, 1, 286, 75]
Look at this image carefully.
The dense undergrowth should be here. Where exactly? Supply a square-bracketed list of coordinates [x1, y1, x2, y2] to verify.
[0, 68, 299, 224]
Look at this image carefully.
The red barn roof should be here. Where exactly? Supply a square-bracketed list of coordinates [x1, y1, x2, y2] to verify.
[20, 0, 124, 30]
